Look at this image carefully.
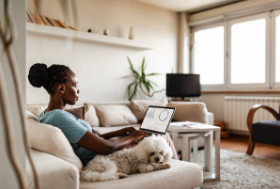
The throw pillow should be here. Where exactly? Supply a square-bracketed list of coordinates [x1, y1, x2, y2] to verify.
[65, 107, 85, 120]
[26, 110, 83, 171]
[27, 104, 46, 118]
[129, 100, 168, 122]
[27, 104, 85, 120]
[95, 105, 138, 127]
[167, 102, 208, 123]
[84, 104, 100, 127]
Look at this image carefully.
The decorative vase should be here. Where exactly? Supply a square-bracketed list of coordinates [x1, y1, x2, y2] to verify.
[103, 29, 109, 35]
[129, 26, 134, 40]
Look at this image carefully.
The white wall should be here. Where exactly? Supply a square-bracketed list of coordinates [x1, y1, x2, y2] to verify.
[27, 0, 178, 104]
[0, 0, 26, 188]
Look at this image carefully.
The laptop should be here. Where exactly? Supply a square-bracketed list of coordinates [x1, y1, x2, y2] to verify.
[139, 106, 176, 136]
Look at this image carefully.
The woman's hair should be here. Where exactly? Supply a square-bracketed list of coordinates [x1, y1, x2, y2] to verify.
[28, 63, 71, 95]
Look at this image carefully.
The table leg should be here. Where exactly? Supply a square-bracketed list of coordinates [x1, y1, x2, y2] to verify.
[204, 132, 211, 172]
[215, 130, 220, 181]
[182, 135, 191, 162]
[209, 131, 213, 173]
[172, 131, 178, 153]
[193, 139, 198, 163]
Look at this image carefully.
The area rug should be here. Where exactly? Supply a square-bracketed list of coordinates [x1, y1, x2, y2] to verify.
[194, 149, 280, 189]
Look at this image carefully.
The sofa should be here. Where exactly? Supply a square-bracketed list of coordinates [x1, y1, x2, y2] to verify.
[25, 100, 214, 189]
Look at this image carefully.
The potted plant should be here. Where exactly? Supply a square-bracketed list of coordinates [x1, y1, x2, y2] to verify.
[123, 57, 165, 100]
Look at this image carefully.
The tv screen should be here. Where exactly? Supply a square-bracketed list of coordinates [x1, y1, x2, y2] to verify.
[166, 74, 201, 98]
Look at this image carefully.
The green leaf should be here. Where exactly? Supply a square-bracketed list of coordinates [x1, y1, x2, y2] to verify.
[146, 80, 154, 90]
[127, 81, 136, 98]
[129, 83, 138, 101]
[142, 80, 151, 93]
[127, 57, 134, 69]
[146, 73, 161, 76]
[141, 57, 145, 77]
[149, 80, 158, 88]
[121, 75, 133, 79]
[127, 57, 140, 78]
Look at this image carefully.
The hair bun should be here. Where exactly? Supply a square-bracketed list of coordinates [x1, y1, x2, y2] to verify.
[28, 63, 49, 88]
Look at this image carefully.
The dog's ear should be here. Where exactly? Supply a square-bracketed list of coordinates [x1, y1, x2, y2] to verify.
[163, 146, 173, 163]
[135, 139, 150, 163]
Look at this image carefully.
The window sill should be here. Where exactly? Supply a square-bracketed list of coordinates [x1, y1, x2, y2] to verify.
[202, 91, 280, 94]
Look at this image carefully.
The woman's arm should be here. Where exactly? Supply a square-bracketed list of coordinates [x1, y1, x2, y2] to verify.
[77, 130, 148, 155]
[51, 111, 146, 155]
[98, 127, 137, 140]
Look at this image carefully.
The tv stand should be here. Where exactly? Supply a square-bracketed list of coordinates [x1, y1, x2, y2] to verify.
[168, 97, 195, 102]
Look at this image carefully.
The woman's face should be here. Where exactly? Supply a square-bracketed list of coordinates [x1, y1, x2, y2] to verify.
[62, 71, 80, 105]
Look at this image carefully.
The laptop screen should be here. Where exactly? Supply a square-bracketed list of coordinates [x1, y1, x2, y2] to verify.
[140, 106, 176, 134]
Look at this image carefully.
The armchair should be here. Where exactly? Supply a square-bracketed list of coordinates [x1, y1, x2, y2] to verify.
[246, 104, 280, 155]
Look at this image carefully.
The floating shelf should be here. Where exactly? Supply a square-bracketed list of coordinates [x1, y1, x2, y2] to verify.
[26, 23, 153, 50]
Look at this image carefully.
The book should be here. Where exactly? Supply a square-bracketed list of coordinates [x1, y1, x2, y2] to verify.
[28, 12, 36, 23]
[26, 11, 33, 23]
[68, 26, 78, 30]
[53, 19, 64, 28]
[56, 20, 67, 28]
[38, 14, 48, 25]
[26, 15, 31, 23]
[35, 13, 42, 24]
[45, 17, 55, 26]
[52, 19, 60, 27]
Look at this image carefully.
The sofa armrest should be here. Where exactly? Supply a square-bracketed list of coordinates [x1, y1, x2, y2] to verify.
[26, 150, 79, 189]
[207, 112, 214, 125]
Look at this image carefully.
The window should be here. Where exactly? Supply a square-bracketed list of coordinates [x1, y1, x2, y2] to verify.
[191, 11, 279, 91]
[230, 18, 266, 84]
[193, 26, 224, 85]
[276, 15, 280, 83]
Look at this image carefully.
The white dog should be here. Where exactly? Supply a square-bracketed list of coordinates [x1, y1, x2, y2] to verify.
[80, 135, 173, 182]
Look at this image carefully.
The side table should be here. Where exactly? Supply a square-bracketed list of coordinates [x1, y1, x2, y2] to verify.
[168, 122, 221, 181]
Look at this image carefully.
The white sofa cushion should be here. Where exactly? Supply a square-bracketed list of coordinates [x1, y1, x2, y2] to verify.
[129, 100, 168, 122]
[167, 102, 208, 123]
[26, 149, 79, 189]
[80, 159, 203, 189]
[95, 105, 138, 127]
[27, 104, 46, 118]
[26, 111, 83, 171]
[84, 104, 100, 127]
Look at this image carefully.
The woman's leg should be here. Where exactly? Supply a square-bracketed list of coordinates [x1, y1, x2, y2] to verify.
[161, 133, 179, 160]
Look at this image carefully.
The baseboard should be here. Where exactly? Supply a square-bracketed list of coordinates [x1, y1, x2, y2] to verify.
[228, 129, 249, 136]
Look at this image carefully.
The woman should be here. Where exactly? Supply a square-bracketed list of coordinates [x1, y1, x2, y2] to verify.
[28, 63, 178, 167]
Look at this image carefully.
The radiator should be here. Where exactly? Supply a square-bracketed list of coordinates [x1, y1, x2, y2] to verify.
[224, 96, 280, 132]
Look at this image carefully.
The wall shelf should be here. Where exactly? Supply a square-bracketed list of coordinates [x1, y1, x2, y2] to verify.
[26, 23, 153, 50]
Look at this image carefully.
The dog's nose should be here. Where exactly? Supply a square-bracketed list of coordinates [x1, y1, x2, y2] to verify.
[155, 157, 160, 162]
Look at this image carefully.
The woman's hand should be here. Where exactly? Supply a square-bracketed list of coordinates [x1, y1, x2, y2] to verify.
[117, 127, 137, 136]
[130, 130, 149, 143]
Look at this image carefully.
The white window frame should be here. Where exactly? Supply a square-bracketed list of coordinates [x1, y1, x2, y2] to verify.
[227, 13, 271, 90]
[271, 9, 280, 88]
[191, 22, 226, 91]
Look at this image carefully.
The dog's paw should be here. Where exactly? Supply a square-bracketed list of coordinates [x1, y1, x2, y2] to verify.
[160, 163, 170, 169]
[165, 163, 171, 168]
[155, 163, 170, 170]
[118, 173, 128, 179]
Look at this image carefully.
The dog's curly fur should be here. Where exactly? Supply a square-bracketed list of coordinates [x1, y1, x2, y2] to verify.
[80, 135, 173, 182]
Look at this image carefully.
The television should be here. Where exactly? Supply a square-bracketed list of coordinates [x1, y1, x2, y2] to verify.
[166, 74, 201, 99]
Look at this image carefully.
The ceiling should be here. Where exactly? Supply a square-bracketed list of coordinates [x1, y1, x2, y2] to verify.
[132, 0, 244, 13]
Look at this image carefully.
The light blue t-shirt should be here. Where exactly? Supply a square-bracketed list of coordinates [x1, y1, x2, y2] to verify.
[38, 109, 98, 166]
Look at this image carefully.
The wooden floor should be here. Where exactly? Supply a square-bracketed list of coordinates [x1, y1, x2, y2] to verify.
[218, 134, 280, 159]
